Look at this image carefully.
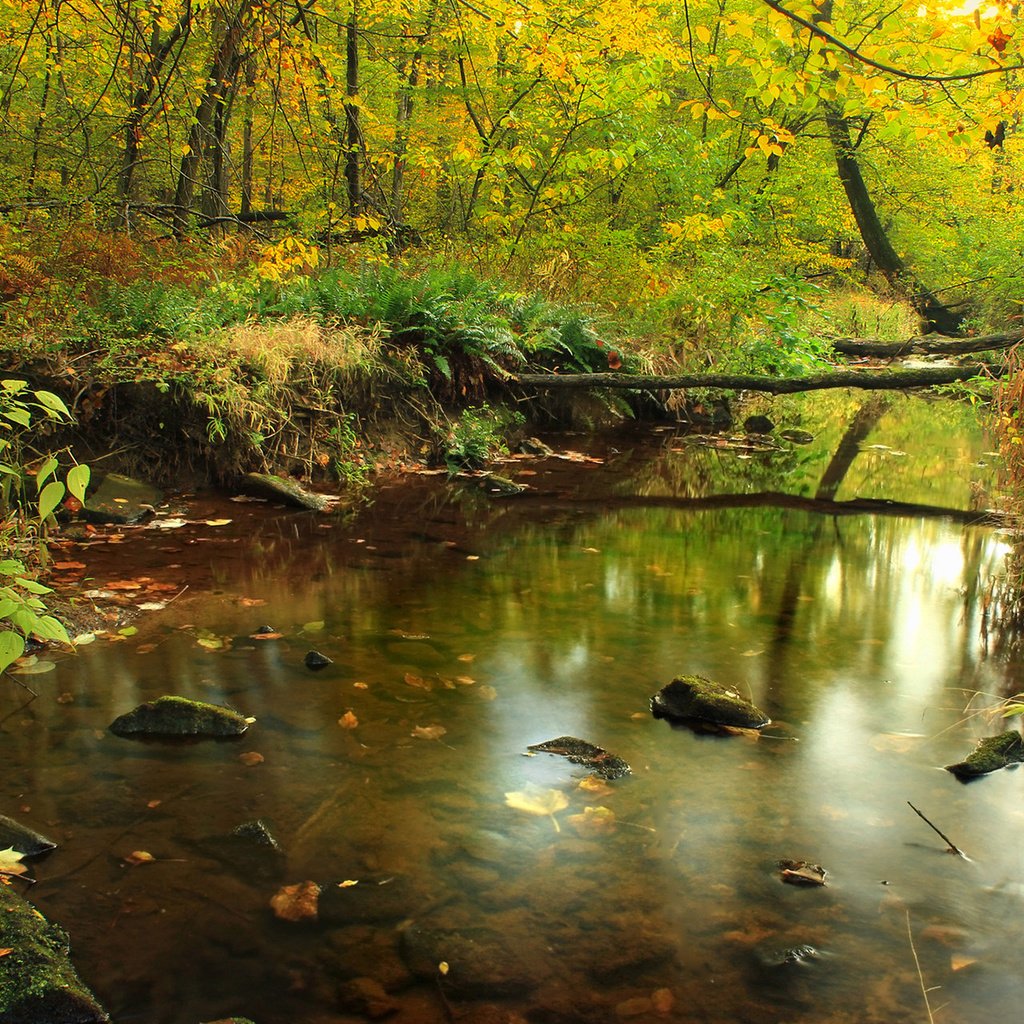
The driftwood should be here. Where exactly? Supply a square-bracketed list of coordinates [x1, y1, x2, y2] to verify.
[832, 331, 1022, 358]
[511, 364, 999, 395]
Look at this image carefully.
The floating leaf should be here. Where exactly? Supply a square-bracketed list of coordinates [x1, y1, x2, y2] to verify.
[454, 675, 475, 686]
[438, 961, 449, 976]
[197, 637, 224, 651]
[10, 660, 56, 676]
[238, 597, 267, 607]
[250, 631, 283, 641]
[72, 632, 96, 645]
[204, 519, 232, 527]
[951, 954, 977, 971]
[412, 724, 447, 740]
[338, 879, 359, 888]
[457, 653, 475, 663]
[577, 776, 614, 798]
[0, 847, 28, 876]
[124, 850, 155, 866]
[477, 685, 498, 701]
[338, 710, 359, 729]
[270, 880, 320, 922]
[352, 681, 368, 690]
[137, 602, 167, 612]
[404, 672, 432, 691]
[505, 785, 569, 832]
[239, 751, 264, 766]
[302, 621, 325, 633]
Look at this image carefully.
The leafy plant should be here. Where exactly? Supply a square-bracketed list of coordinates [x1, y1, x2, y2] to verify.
[438, 405, 524, 473]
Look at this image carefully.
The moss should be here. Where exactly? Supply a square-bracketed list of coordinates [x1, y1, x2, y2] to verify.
[0, 886, 107, 1023]
[945, 730, 1024, 780]
[109, 695, 250, 737]
[650, 675, 771, 729]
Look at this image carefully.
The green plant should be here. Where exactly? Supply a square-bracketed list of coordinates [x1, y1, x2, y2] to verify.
[0, 380, 89, 674]
[328, 413, 372, 488]
[439, 405, 524, 473]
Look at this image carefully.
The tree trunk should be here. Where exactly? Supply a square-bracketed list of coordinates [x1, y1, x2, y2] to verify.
[832, 330, 1023, 357]
[510, 364, 1001, 394]
[344, 4, 361, 217]
[171, 4, 248, 239]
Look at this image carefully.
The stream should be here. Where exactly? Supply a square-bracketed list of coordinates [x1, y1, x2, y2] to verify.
[4, 391, 1023, 1024]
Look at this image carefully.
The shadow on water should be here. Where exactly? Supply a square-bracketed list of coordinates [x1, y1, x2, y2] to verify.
[4, 393, 1024, 1024]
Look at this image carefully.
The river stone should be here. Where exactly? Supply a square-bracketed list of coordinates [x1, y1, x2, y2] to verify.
[319, 876, 416, 926]
[519, 437, 554, 457]
[527, 736, 631, 780]
[80, 472, 162, 525]
[336, 977, 399, 1019]
[478, 473, 527, 497]
[0, 814, 57, 857]
[757, 944, 821, 968]
[0, 885, 109, 1023]
[743, 414, 775, 435]
[401, 925, 544, 996]
[109, 696, 250, 737]
[240, 472, 332, 511]
[304, 650, 332, 671]
[945, 730, 1024, 780]
[650, 675, 770, 729]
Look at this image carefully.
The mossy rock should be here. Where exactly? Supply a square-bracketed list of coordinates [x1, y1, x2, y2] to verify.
[240, 472, 332, 512]
[945, 730, 1024, 780]
[0, 815, 56, 857]
[0, 886, 108, 1023]
[109, 696, 250, 737]
[651, 675, 770, 729]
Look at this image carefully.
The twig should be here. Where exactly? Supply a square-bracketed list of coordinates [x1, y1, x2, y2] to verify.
[906, 912, 945, 1024]
[907, 801, 968, 859]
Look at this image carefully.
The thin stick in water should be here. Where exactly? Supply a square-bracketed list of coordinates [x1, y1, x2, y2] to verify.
[907, 801, 967, 859]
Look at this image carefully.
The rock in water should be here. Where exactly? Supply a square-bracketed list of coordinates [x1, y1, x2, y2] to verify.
[0, 886, 109, 1022]
[743, 414, 775, 435]
[946, 730, 1024, 780]
[304, 650, 332, 671]
[527, 736, 631, 779]
[0, 814, 57, 857]
[110, 696, 250, 737]
[651, 675, 770, 729]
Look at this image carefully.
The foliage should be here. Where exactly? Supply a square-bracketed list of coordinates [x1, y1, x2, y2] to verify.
[438, 405, 524, 473]
[0, 381, 88, 673]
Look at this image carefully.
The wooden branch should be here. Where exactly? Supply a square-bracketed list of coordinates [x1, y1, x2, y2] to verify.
[510, 364, 1000, 395]
[832, 331, 1023, 357]
[907, 801, 967, 859]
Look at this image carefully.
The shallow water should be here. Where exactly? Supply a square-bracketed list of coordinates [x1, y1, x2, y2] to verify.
[6, 393, 1024, 1024]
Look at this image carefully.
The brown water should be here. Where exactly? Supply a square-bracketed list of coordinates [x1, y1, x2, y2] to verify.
[5, 393, 1023, 1024]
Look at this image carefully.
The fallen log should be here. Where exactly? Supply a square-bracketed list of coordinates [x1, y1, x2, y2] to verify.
[832, 331, 1022, 358]
[511, 364, 1000, 395]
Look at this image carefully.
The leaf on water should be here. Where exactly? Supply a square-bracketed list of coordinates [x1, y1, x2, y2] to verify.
[338, 710, 359, 729]
[270, 880, 320, 922]
[466, 555, 480, 561]
[457, 653, 475, 663]
[238, 597, 267, 607]
[338, 879, 359, 888]
[118, 627, 138, 637]
[204, 519, 232, 527]
[505, 785, 569, 832]
[149, 518, 188, 529]
[951, 954, 977, 971]
[137, 602, 167, 612]
[124, 850, 155, 866]
[0, 847, 28, 876]
[403, 673, 432, 691]
[438, 961, 449, 976]
[72, 633, 96, 645]
[135, 643, 157, 655]
[581, 547, 600, 553]
[412, 724, 447, 740]
[54, 561, 87, 570]
[147, 799, 161, 809]
[352, 681, 368, 690]
[577, 776, 614, 798]
[106, 580, 143, 591]
[9, 660, 56, 675]
[568, 805, 617, 837]
[197, 637, 224, 651]
[302, 621, 325, 633]
[477, 685, 497, 701]
[250, 631, 283, 640]
[454, 675, 475, 686]
[239, 751, 264, 766]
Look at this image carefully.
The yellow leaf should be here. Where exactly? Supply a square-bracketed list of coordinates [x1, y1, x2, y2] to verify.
[412, 724, 447, 740]
[0, 847, 28, 876]
[124, 850, 155, 865]
[338, 710, 359, 729]
[695, 25, 712, 44]
[505, 785, 569, 832]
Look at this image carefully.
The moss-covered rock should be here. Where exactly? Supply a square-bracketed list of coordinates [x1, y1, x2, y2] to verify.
[109, 696, 250, 737]
[0, 886, 108, 1023]
[0, 816, 56, 857]
[650, 675, 770, 729]
[945, 730, 1024, 780]
[240, 472, 332, 511]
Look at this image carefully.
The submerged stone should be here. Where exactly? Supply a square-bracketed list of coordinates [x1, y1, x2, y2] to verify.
[240, 472, 332, 511]
[757, 944, 821, 968]
[0, 886, 109, 1023]
[81, 472, 162, 525]
[743, 414, 775, 435]
[0, 814, 57, 858]
[109, 696, 250, 737]
[478, 473, 527, 497]
[945, 730, 1024, 780]
[527, 736, 631, 780]
[651, 675, 770, 729]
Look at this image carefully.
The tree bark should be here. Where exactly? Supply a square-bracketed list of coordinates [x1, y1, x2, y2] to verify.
[832, 331, 1023, 357]
[510, 364, 1000, 395]
[344, 4, 361, 217]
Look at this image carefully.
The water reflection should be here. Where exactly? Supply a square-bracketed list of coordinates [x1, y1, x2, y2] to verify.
[5, 394, 1023, 1024]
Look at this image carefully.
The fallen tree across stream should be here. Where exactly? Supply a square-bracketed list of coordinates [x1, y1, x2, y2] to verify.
[511, 363, 1000, 395]
[831, 331, 1022, 358]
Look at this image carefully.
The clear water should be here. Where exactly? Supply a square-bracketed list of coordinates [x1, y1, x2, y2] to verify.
[5, 393, 1023, 1024]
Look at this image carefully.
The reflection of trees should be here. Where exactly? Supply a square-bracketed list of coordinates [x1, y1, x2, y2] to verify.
[982, 540, 1024, 672]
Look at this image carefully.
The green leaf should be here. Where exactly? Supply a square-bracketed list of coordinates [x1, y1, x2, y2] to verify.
[0, 631, 24, 673]
[35, 456, 59, 492]
[14, 577, 52, 595]
[0, 598, 17, 619]
[0, 560, 25, 576]
[33, 390, 70, 418]
[66, 464, 90, 503]
[0, 380, 27, 393]
[30, 615, 71, 645]
[38, 480, 65, 522]
[2, 407, 31, 428]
